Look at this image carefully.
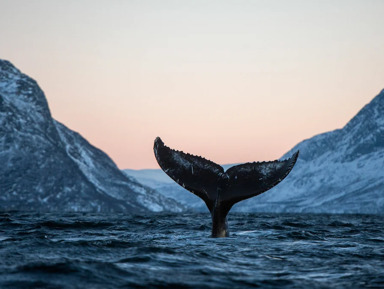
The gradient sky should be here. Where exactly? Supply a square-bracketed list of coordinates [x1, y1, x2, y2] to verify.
[1, 0, 384, 169]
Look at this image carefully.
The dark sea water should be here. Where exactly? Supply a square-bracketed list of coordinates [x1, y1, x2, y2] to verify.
[0, 212, 383, 289]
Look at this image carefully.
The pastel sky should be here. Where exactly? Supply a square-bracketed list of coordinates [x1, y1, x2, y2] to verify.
[1, 0, 384, 169]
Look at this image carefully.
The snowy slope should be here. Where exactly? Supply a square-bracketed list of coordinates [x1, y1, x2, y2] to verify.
[237, 89, 384, 214]
[125, 90, 384, 214]
[0, 59, 183, 213]
[124, 169, 175, 189]
[124, 169, 204, 211]
[124, 165, 235, 211]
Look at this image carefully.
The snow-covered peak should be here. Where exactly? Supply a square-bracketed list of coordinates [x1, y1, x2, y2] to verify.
[236, 89, 384, 213]
[1, 59, 184, 213]
[0, 59, 51, 120]
[283, 89, 384, 164]
[344, 89, 384, 130]
[0, 59, 22, 76]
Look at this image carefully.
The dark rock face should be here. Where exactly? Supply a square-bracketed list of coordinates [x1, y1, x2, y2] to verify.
[0, 60, 183, 213]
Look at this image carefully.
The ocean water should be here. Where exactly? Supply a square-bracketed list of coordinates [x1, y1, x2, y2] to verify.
[0, 212, 383, 289]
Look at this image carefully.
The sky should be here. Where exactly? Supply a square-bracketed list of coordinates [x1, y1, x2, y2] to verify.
[1, 0, 384, 169]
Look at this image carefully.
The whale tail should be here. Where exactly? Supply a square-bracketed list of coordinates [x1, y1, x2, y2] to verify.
[153, 137, 299, 236]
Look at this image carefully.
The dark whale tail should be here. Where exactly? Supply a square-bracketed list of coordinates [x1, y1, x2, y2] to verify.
[153, 137, 299, 237]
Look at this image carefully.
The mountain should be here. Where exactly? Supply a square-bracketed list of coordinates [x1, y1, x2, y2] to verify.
[0, 59, 183, 213]
[123, 164, 234, 212]
[124, 169, 204, 211]
[125, 90, 384, 214]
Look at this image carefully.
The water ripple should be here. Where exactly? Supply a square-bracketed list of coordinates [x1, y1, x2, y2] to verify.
[0, 212, 383, 288]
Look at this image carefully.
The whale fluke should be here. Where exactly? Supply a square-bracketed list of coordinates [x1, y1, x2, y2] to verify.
[153, 137, 299, 237]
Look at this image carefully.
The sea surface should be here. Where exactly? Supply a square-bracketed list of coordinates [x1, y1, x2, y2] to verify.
[0, 212, 383, 289]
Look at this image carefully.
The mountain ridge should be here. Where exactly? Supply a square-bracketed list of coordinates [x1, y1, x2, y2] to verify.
[0, 59, 183, 212]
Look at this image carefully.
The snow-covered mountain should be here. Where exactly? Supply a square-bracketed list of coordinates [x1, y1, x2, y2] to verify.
[125, 90, 384, 214]
[124, 169, 204, 211]
[0, 59, 183, 213]
[124, 164, 234, 212]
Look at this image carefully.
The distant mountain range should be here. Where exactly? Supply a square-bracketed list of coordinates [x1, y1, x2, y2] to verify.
[125, 89, 384, 214]
[0, 59, 183, 213]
